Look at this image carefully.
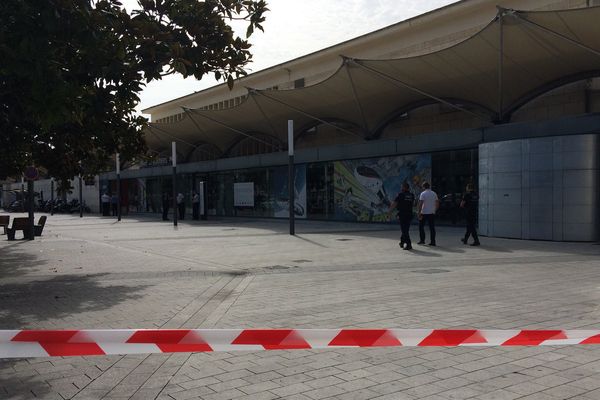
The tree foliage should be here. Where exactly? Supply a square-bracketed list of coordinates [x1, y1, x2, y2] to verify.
[0, 0, 267, 182]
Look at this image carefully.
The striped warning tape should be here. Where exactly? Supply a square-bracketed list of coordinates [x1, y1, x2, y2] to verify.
[1, 329, 599, 358]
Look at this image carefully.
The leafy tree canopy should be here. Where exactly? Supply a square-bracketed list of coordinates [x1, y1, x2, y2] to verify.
[0, 0, 267, 182]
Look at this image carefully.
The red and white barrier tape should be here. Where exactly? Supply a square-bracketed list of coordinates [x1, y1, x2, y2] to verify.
[2, 329, 600, 358]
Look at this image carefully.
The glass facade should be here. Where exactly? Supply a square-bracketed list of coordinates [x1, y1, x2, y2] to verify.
[107, 148, 477, 225]
[432, 149, 478, 225]
[306, 163, 334, 219]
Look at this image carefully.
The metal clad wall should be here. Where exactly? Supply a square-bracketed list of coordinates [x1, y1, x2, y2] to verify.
[479, 134, 599, 241]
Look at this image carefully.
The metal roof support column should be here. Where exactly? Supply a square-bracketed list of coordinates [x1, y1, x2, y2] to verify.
[250, 89, 366, 140]
[342, 57, 370, 137]
[348, 59, 491, 124]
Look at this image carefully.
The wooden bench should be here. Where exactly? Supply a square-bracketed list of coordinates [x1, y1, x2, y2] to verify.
[34, 215, 47, 236]
[0, 215, 9, 235]
[6, 217, 32, 240]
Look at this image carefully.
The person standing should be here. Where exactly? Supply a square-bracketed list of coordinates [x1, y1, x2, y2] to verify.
[460, 183, 480, 246]
[101, 192, 111, 216]
[192, 191, 200, 220]
[417, 182, 439, 246]
[177, 192, 185, 220]
[111, 193, 118, 216]
[389, 182, 415, 250]
[161, 192, 170, 221]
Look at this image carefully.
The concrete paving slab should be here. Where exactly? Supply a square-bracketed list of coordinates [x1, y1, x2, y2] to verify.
[1, 213, 600, 399]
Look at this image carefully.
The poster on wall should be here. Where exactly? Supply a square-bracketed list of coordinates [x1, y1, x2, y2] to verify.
[334, 154, 431, 222]
[234, 182, 254, 207]
[272, 165, 307, 219]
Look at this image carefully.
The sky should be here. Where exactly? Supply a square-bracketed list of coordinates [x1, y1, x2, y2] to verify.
[122, 0, 458, 114]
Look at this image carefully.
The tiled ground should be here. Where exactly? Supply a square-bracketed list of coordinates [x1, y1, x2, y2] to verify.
[1, 214, 599, 399]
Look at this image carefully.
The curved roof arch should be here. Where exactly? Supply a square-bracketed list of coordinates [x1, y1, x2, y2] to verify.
[503, 70, 600, 121]
[371, 98, 497, 140]
[296, 118, 368, 142]
[185, 141, 223, 163]
[224, 131, 284, 158]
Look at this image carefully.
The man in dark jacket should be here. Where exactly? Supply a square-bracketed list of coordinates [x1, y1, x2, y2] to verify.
[460, 183, 480, 246]
[389, 182, 416, 250]
[161, 192, 170, 221]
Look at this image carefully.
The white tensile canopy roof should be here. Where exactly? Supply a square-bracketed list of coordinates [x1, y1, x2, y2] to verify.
[146, 6, 600, 158]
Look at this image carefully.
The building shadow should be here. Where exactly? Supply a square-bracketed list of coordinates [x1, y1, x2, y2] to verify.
[0, 273, 149, 328]
[0, 242, 44, 279]
[0, 271, 151, 398]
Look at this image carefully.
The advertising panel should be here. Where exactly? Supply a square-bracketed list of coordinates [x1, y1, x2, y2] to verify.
[334, 154, 431, 222]
[272, 165, 307, 219]
[234, 182, 254, 207]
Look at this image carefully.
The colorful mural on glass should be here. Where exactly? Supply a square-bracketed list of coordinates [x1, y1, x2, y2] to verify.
[334, 155, 431, 222]
[271, 165, 307, 218]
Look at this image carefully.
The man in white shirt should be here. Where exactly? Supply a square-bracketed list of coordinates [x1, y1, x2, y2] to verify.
[417, 182, 439, 246]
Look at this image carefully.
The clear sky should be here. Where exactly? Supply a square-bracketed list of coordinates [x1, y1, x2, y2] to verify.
[121, 1, 458, 114]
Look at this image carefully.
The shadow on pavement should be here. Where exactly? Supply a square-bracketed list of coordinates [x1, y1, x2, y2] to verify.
[0, 273, 149, 328]
[472, 244, 514, 253]
[294, 235, 329, 248]
[0, 270, 150, 398]
[404, 248, 442, 257]
[0, 242, 44, 279]
[423, 245, 465, 254]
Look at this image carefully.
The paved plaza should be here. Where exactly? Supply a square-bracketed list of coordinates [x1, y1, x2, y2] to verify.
[1, 214, 600, 399]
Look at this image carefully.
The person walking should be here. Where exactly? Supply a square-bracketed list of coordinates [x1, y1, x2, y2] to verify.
[417, 182, 439, 246]
[389, 182, 415, 250]
[192, 191, 200, 220]
[101, 192, 111, 216]
[460, 183, 480, 246]
[177, 192, 185, 220]
[161, 192, 170, 221]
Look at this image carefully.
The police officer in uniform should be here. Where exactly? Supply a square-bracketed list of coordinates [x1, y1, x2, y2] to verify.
[389, 182, 416, 250]
[460, 183, 480, 246]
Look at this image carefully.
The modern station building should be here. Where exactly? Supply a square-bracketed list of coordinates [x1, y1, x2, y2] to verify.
[101, 0, 600, 241]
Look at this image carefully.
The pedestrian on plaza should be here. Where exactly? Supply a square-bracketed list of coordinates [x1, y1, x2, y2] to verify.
[460, 183, 480, 246]
[177, 192, 185, 220]
[161, 191, 170, 221]
[111, 193, 118, 216]
[417, 182, 439, 246]
[389, 182, 415, 250]
[132, 194, 139, 212]
[101, 192, 111, 216]
[192, 191, 200, 220]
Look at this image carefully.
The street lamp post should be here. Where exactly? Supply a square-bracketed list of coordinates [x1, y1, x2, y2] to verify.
[20, 177, 24, 212]
[50, 178, 54, 216]
[78, 161, 83, 218]
[288, 120, 295, 236]
[116, 153, 121, 222]
[172, 142, 177, 227]
[27, 179, 34, 240]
